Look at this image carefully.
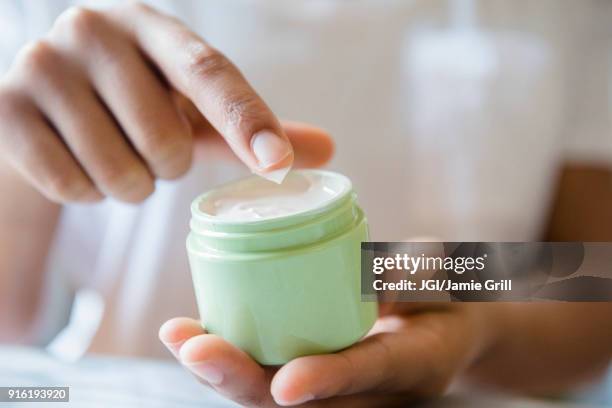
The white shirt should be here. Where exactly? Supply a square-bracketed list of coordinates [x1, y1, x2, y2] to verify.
[0, 0, 610, 358]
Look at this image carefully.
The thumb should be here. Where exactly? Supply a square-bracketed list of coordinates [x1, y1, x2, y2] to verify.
[270, 312, 476, 405]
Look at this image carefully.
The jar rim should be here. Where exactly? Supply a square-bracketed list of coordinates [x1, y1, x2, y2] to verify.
[190, 169, 354, 231]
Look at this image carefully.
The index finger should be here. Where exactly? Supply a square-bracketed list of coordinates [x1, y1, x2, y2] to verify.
[112, 2, 293, 182]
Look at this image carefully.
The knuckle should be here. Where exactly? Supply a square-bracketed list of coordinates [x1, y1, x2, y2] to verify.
[116, 1, 151, 14]
[52, 6, 107, 45]
[185, 46, 231, 80]
[223, 92, 265, 129]
[0, 87, 20, 119]
[16, 41, 61, 78]
[56, 6, 103, 33]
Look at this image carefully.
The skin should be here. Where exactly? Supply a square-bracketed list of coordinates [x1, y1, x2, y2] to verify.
[0, 2, 335, 204]
[0, 2, 609, 407]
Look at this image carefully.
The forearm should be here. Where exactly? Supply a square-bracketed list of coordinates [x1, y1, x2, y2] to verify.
[0, 158, 60, 343]
[466, 164, 611, 393]
[467, 302, 612, 394]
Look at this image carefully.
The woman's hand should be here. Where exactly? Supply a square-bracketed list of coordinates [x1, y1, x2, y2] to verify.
[0, 2, 333, 203]
[159, 303, 499, 407]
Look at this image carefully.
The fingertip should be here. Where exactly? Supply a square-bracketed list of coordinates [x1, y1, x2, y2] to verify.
[271, 358, 320, 406]
[270, 369, 295, 406]
[107, 167, 156, 204]
[310, 130, 334, 167]
[147, 120, 194, 181]
[178, 334, 230, 365]
[158, 317, 204, 345]
[154, 144, 193, 181]
[281, 121, 335, 168]
[79, 188, 105, 203]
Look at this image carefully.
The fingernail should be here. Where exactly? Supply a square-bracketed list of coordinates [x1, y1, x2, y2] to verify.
[252, 166, 292, 184]
[251, 130, 292, 170]
[275, 393, 315, 406]
[185, 363, 224, 385]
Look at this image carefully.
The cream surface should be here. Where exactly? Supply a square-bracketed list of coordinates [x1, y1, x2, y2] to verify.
[199, 171, 348, 222]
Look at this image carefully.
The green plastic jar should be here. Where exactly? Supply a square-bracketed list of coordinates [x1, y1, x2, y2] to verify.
[186, 170, 377, 365]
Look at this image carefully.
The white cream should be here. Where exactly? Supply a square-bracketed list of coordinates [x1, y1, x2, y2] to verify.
[199, 171, 349, 222]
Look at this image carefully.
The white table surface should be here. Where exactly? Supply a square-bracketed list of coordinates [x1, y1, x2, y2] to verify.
[0, 346, 608, 408]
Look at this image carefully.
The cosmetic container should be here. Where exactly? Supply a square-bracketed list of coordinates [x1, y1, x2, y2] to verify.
[187, 170, 377, 365]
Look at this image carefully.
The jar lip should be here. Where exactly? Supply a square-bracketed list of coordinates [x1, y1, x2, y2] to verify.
[190, 169, 353, 229]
